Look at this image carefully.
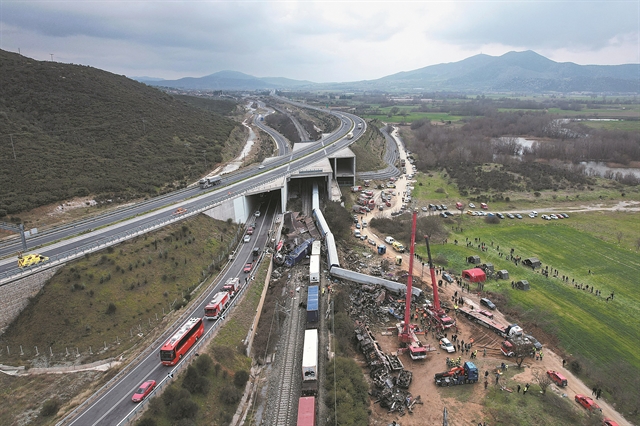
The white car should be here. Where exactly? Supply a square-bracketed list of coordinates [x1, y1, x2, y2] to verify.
[531, 211, 538, 217]
[440, 338, 455, 353]
[243, 235, 251, 243]
[528, 213, 536, 218]
[255, 211, 261, 217]
[469, 203, 476, 208]
[550, 214, 558, 220]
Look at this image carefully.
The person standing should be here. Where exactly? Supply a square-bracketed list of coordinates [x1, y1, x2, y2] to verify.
[484, 379, 488, 390]
[523, 383, 530, 395]
[597, 388, 602, 399]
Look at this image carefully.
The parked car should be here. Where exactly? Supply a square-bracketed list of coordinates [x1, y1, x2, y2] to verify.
[547, 370, 568, 387]
[575, 394, 601, 412]
[368, 239, 376, 246]
[243, 262, 253, 273]
[442, 273, 453, 283]
[480, 298, 496, 310]
[524, 334, 543, 351]
[561, 213, 569, 218]
[355, 223, 361, 229]
[441, 204, 448, 210]
[469, 203, 476, 208]
[243, 235, 251, 243]
[507, 213, 515, 219]
[439, 337, 455, 353]
[528, 213, 536, 218]
[515, 214, 523, 219]
[421, 206, 428, 212]
[604, 418, 620, 426]
[480, 203, 488, 209]
[541, 214, 550, 220]
[550, 214, 558, 220]
[132, 380, 156, 403]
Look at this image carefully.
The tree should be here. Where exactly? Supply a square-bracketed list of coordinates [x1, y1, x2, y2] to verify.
[511, 339, 534, 368]
[636, 237, 640, 251]
[195, 353, 213, 375]
[616, 231, 624, 244]
[532, 368, 552, 394]
[234, 370, 250, 388]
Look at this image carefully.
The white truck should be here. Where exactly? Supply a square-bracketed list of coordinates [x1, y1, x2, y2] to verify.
[199, 175, 222, 189]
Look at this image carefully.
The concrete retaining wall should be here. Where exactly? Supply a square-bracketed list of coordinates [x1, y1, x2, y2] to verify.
[0, 266, 61, 334]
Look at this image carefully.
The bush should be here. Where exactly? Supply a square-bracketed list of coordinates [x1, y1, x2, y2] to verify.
[40, 399, 59, 417]
[106, 302, 117, 315]
[569, 359, 582, 375]
[137, 418, 157, 426]
[234, 370, 250, 388]
[219, 384, 242, 405]
[195, 354, 213, 375]
[485, 215, 501, 224]
[167, 389, 198, 420]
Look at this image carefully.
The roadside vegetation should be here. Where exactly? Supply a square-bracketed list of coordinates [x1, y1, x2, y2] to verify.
[349, 119, 388, 172]
[0, 215, 241, 366]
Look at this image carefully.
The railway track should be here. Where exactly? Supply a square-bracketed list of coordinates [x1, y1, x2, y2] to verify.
[269, 288, 304, 426]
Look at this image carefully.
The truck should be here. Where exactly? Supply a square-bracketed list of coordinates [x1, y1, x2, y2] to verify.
[392, 241, 405, 253]
[204, 291, 230, 320]
[199, 175, 222, 189]
[302, 329, 318, 395]
[284, 238, 314, 268]
[458, 306, 522, 338]
[222, 277, 241, 298]
[351, 186, 362, 193]
[384, 236, 395, 244]
[434, 361, 479, 386]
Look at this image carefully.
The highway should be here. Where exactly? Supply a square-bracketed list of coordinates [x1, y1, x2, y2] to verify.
[0, 106, 359, 280]
[34, 103, 366, 425]
[67, 197, 279, 426]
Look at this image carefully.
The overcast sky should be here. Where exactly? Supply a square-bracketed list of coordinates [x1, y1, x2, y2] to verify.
[1, 1, 638, 83]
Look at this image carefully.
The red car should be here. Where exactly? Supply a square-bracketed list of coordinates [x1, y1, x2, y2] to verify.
[132, 380, 156, 402]
[478, 309, 494, 319]
[243, 262, 253, 273]
[246, 228, 253, 235]
[604, 419, 619, 426]
[575, 394, 601, 412]
[546, 370, 567, 387]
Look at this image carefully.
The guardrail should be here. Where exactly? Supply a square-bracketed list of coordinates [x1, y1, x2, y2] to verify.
[0, 173, 290, 286]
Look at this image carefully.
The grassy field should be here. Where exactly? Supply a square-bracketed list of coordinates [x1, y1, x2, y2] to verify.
[359, 105, 464, 124]
[349, 123, 388, 172]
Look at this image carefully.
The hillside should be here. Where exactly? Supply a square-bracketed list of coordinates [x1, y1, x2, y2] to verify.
[0, 49, 242, 216]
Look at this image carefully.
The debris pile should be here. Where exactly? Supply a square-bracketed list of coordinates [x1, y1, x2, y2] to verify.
[355, 324, 421, 415]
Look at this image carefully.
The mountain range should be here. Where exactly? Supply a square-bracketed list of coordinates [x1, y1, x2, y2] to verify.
[137, 50, 639, 93]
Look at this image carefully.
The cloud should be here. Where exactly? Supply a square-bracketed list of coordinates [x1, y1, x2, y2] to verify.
[1, 0, 637, 82]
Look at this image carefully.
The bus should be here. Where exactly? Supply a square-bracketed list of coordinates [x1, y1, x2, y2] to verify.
[160, 317, 204, 366]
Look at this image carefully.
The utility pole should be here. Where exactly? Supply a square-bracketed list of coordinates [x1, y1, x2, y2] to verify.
[50, 53, 54, 61]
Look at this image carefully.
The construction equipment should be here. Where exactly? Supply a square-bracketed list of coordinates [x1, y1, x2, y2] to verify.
[423, 235, 455, 331]
[434, 361, 479, 386]
[397, 210, 427, 360]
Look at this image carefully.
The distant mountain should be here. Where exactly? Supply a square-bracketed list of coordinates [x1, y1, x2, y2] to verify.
[138, 70, 315, 91]
[139, 51, 639, 93]
[361, 50, 640, 93]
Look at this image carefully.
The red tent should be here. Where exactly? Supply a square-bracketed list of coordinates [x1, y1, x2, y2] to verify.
[462, 268, 486, 283]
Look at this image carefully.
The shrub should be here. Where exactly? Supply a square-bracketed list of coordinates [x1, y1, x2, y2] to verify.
[40, 399, 59, 417]
[234, 370, 250, 388]
[219, 384, 242, 405]
[106, 302, 117, 315]
[137, 418, 157, 426]
[195, 354, 213, 375]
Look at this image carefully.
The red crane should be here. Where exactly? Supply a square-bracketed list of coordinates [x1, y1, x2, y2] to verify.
[424, 234, 456, 331]
[399, 210, 418, 343]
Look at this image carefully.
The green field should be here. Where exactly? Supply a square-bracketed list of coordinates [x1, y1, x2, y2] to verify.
[359, 105, 463, 124]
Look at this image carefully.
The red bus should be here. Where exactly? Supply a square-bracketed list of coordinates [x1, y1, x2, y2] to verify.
[297, 396, 315, 426]
[160, 317, 204, 366]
